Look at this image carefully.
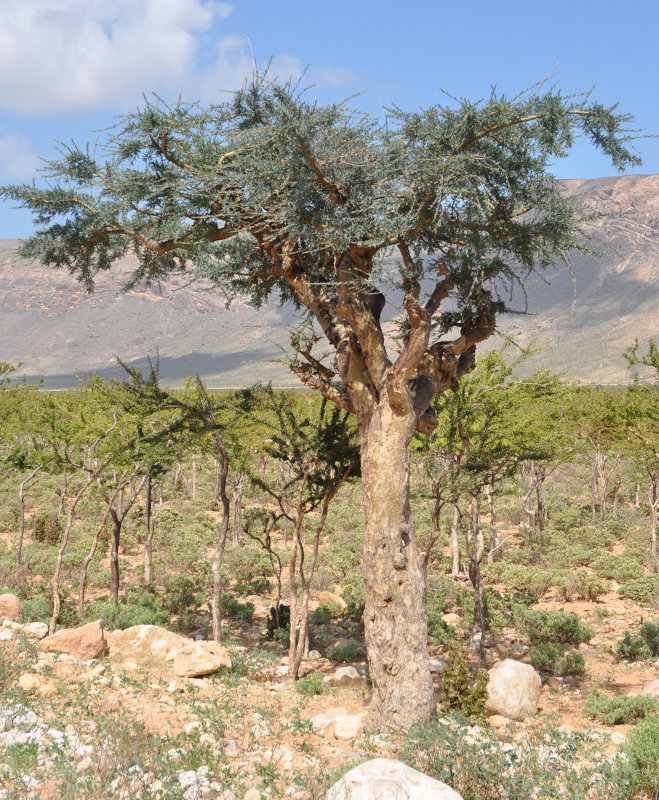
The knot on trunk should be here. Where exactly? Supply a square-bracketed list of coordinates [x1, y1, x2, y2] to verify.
[393, 523, 410, 570]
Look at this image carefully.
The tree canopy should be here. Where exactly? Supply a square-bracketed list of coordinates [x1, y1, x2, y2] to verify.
[2, 76, 640, 433]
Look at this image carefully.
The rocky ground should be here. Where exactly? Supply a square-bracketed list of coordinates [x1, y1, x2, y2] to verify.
[1, 583, 658, 800]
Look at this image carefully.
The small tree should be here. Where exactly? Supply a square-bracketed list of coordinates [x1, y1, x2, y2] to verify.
[2, 74, 640, 729]
[245, 386, 358, 680]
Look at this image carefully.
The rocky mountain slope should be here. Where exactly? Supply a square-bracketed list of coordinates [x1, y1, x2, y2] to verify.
[1, 174, 657, 388]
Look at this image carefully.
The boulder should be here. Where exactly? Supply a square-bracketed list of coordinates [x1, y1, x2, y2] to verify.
[18, 673, 46, 693]
[4, 620, 49, 640]
[318, 591, 347, 610]
[330, 666, 367, 689]
[326, 758, 463, 800]
[172, 641, 232, 677]
[641, 679, 659, 697]
[39, 620, 107, 661]
[311, 707, 349, 734]
[0, 594, 21, 621]
[485, 659, 541, 721]
[107, 625, 187, 660]
[333, 712, 366, 740]
[441, 613, 461, 626]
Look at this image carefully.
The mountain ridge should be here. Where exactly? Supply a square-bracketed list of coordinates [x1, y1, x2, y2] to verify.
[1, 174, 657, 387]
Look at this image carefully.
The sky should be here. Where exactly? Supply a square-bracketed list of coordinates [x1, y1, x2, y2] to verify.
[0, 0, 657, 238]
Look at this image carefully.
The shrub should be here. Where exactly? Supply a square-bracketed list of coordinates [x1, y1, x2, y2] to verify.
[163, 573, 207, 616]
[84, 593, 170, 630]
[311, 604, 339, 625]
[295, 671, 326, 696]
[326, 642, 360, 663]
[440, 640, 488, 720]
[591, 552, 641, 583]
[624, 714, 659, 798]
[519, 609, 593, 646]
[556, 570, 609, 602]
[639, 619, 659, 657]
[233, 576, 271, 595]
[619, 575, 659, 606]
[32, 513, 62, 545]
[266, 604, 290, 640]
[341, 601, 365, 624]
[530, 644, 586, 677]
[403, 719, 628, 800]
[584, 689, 658, 725]
[615, 631, 651, 662]
[221, 592, 254, 621]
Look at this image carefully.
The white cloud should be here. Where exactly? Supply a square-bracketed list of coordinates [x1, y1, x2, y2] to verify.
[0, 134, 41, 179]
[0, 0, 236, 114]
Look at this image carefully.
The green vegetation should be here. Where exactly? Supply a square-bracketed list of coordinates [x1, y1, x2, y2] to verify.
[584, 689, 658, 725]
[440, 640, 489, 719]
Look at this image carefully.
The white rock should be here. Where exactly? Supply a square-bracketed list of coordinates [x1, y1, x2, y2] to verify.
[307, 650, 322, 660]
[485, 659, 542, 721]
[611, 731, 627, 745]
[243, 789, 261, 800]
[185, 721, 202, 735]
[641, 679, 659, 697]
[429, 658, 447, 674]
[331, 666, 367, 689]
[326, 758, 464, 800]
[333, 713, 366, 740]
[0, 630, 13, 642]
[22, 622, 49, 640]
[311, 707, 349, 734]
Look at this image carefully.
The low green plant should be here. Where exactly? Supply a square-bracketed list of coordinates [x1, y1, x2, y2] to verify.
[584, 689, 658, 725]
[326, 642, 359, 663]
[163, 572, 207, 615]
[619, 575, 659, 606]
[311, 604, 341, 625]
[615, 631, 651, 662]
[294, 671, 326, 696]
[440, 640, 488, 720]
[556, 570, 609, 602]
[84, 585, 170, 629]
[233, 576, 271, 595]
[639, 619, 659, 657]
[624, 713, 659, 797]
[221, 592, 255, 621]
[518, 609, 593, 646]
[403, 717, 629, 800]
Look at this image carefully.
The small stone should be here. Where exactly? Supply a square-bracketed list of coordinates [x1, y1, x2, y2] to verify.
[18, 673, 46, 693]
[611, 731, 627, 745]
[331, 666, 367, 689]
[22, 622, 49, 640]
[641, 679, 659, 697]
[0, 629, 13, 641]
[224, 739, 239, 757]
[185, 721, 202, 735]
[442, 613, 461, 626]
[429, 658, 447, 674]
[243, 788, 261, 800]
[307, 650, 321, 660]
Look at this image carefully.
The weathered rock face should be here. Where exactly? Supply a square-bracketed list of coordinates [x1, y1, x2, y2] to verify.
[326, 758, 464, 800]
[172, 641, 232, 678]
[317, 591, 347, 610]
[485, 659, 542, 721]
[39, 620, 107, 661]
[106, 625, 188, 661]
[0, 594, 22, 621]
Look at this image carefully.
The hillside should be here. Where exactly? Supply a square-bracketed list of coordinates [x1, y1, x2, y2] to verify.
[1, 174, 657, 387]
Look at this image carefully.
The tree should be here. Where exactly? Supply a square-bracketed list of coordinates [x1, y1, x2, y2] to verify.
[1, 74, 640, 731]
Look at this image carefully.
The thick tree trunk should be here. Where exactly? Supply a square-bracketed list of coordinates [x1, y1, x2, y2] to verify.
[360, 402, 434, 732]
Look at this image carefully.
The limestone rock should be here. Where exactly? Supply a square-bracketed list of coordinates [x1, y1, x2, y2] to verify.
[172, 641, 232, 677]
[441, 613, 461, 626]
[333, 713, 366, 740]
[485, 659, 541, 721]
[318, 591, 347, 610]
[18, 673, 46, 693]
[311, 707, 349, 734]
[326, 758, 464, 800]
[107, 625, 187, 660]
[39, 620, 107, 661]
[429, 658, 447, 674]
[330, 666, 367, 689]
[641, 679, 659, 697]
[0, 594, 22, 621]
[4, 620, 49, 640]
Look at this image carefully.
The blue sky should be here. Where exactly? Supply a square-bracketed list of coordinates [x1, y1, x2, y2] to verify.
[1, 0, 657, 238]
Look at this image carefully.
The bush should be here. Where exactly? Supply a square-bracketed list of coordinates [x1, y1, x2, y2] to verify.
[591, 552, 641, 583]
[32, 513, 62, 545]
[615, 631, 651, 662]
[619, 575, 659, 606]
[584, 689, 658, 725]
[624, 714, 659, 798]
[341, 601, 365, 624]
[530, 644, 586, 677]
[326, 642, 359, 663]
[221, 592, 254, 621]
[84, 591, 170, 630]
[440, 640, 488, 719]
[403, 717, 628, 800]
[519, 609, 593, 646]
[233, 576, 271, 595]
[556, 570, 609, 602]
[266, 604, 290, 640]
[163, 572, 207, 616]
[311, 604, 339, 625]
[639, 619, 659, 657]
[295, 671, 326, 696]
